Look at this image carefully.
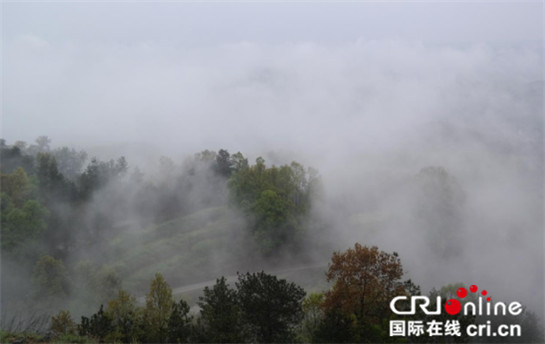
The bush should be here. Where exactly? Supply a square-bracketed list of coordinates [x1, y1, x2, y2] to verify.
[50, 310, 76, 336]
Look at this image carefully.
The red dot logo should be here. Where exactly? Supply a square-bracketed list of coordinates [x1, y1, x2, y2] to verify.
[470, 285, 478, 293]
[456, 287, 467, 298]
[445, 299, 462, 315]
[481, 290, 487, 296]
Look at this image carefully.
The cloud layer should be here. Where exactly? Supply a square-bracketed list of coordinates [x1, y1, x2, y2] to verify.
[3, 2, 543, 318]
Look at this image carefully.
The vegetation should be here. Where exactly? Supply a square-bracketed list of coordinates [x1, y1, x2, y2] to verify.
[105, 290, 140, 343]
[70, 271, 305, 343]
[414, 166, 466, 258]
[1, 137, 542, 343]
[228, 156, 319, 255]
[197, 277, 245, 343]
[236, 271, 306, 342]
[3, 242, 542, 343]
[318, 244, 407, 342]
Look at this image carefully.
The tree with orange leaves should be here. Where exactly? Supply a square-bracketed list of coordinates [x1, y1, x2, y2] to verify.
[320, 244, 407, 341]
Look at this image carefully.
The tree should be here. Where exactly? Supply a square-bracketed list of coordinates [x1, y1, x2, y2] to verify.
[35, 135, 51, 152]
[71, 261, 121, 314]
[314, 309, 355, 343]
[412, 286, 476, 343]
[299, 292, 325, 342]
[195, 149, 216, 163]
[0, 167, 50, 251]
[96, 266, 122, 304]
[31, 255, 70, 307]
[36, 153, 63, 192]
[231, 152, 249, 172]
[79, 158, 101, 198]
[167, 299, 193, 343]
[252, 189, 292, 254]
[143, 273, 174, 343]
[1, 199, 49, 251]
[35, 152, 77, 208]
[79, 305, 113, 342]
[1, 167, 32, 208]
[50, 310, 77, 336]
[0, 141, 34, 173]
[79, 156, 129, 199]
[197, 276, 245, 343]
[215, 149, 233, 177]
[115, 156, 128, 177]
[14, 140, 28, 151]
[105, 290, 141, 343]
[516, 308, 544, 343]
[51, 146, 88, 181]
[227, 157, 319, 255]
[236, 271, 306, 343]
[322, 244, 406, 342]
[414, 166, 466, 258]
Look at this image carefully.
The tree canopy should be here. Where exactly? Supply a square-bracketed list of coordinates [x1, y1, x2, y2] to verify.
[228, 156, 319, 255]
[236, 271, 306, 343]
[321, 244, 407, 342]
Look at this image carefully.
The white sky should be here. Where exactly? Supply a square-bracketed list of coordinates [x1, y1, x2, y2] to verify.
[1, 1, 544, 315]
[1, 2, 543, 154]
[3, 2, 543, 46]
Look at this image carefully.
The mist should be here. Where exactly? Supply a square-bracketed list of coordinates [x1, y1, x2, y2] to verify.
[1, 0, 543, 335]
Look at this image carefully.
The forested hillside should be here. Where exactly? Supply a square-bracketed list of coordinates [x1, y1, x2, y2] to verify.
[1, 137, 318, 301]
[1, 137, 542, 343]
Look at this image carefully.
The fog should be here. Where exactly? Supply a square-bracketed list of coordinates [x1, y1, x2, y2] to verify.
[2, 1, 544, 324]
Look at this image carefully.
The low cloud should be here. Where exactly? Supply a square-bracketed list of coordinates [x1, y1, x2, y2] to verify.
[3, 36, 543, 316]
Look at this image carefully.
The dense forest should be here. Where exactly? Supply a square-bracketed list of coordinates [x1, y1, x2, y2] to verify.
[0, 137, 542, 343]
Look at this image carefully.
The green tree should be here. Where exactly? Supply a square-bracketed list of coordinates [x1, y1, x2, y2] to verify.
[227, 157, 319, 255]
[96, 266, 122, 304]
[51, 146, 88, 181]
[50, 310, 76, 336]
[236, 271, 306, 343]
[230, 152, 249, 172]
[36, 153, 63, 193]
[105, 290, 141, 343]
[215, 149, 233, 177]
[411, 286, 476, 343]
[79, 305, 113, 342]
[31, 255, 69, 306]
[0, 167, 32, 207]
[79, 156, 128, 199]
[0, 141, 34, 173]
[197, 276, 245, 343]
[1, 199, 49, 251]
[299, 292, 325, 342]
[167, 299, 193, 343]
[314, 309, 355, 343]
[0, 167, 48, 252]
[143, 273, 174, 343]
[71, 261, 122, 314]
[253, 189, 292, 254]
[195, 149, 217, 163]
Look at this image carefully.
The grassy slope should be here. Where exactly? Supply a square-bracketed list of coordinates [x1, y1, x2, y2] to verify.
[100, 205, 338, 302]
[103, 206, 251, 294]
[99, 206, 387, 302]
